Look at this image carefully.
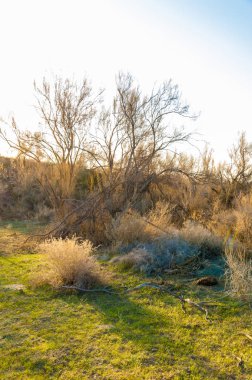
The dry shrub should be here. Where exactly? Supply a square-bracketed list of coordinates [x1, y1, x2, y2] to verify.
[108, 202, 174, 247]
[180, 221, 223, 256]
[210, 209, 237, 238]
[146, 201, 173, 237]
[79, 208, 112, 245]
[33, 204, 54, 222]
[234, 192, 252, 246]
[108, 210, 148, 246]
[110, 248, 152, 271]
[225, 246, 252, 300]
[34, 237, 103, 288]
[211, 192, 252, 248]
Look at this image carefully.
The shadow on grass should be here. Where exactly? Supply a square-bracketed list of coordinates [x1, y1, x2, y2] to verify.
[49, 287, 235, 379]
[54, 286, 177, 350]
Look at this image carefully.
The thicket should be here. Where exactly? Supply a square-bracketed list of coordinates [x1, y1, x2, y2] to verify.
[0, 73, 251, 299]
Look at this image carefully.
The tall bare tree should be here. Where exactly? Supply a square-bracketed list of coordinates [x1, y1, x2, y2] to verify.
[0, 76, 101, 213]
[87, 73, 195, 214]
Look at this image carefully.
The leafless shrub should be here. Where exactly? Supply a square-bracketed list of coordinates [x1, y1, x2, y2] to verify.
[33, 205, 54, 222]
[107, 201, 175, 248]
[225, 245, 252, 300]
[180, 220, 223, 256]
[145, 201, 174, 237]
[33, 237, 104, 288]
[210, 192, 252, 249]
[110, 248, 152, 271]
[108, 210, 148, 246]
[234, 192, 252, 246]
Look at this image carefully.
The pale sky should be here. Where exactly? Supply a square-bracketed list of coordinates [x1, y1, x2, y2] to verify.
[0, 0, 252, 161]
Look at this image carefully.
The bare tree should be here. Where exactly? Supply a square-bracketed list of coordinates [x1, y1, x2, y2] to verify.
[87, 73, 195, 214]
[0, 76, 101, 213]
[0, 73, 196, 239]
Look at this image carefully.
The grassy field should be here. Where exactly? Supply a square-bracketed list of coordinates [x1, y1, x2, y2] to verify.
[0, 223, 251, 379]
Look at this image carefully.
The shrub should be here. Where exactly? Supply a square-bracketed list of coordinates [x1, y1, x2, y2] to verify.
[224, 245, 252, 300]
[112, 236, 198, 274]
[180, 221, 223, 257]
[234, 192, 252, 247]
[36, 237, 103, 288]
[108, 210, 148, 246]
[210, 209, 236, 241]
[145, 201, 174, 238]
[110, 248, 152, 271]
[210, 192, 252, 249]
[108, 202, 174, 248]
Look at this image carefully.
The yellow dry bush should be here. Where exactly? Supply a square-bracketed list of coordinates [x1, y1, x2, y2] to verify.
[180, 220, 222, 253]
[108, 202, 175, 247]
[109, 210, 148, 246]
[234, 192, 252, 246]
[34, 237, 103, 288]
[146, 201, 173, 237]
[210, 192, 252, 249]
[225, 246, 252, 300]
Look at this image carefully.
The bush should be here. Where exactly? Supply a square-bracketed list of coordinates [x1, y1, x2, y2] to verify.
[234, 192, 252, 247]
[35, 237, 103, 288]
[225, 245, 252, 300]
[145, 201, 173, 237]
[110, 248, 152, 271]
[180, 221, 223, 257]
[108, 202, 174, 248]
[108, 210, 148, 246]
[112, 236, 199, 274]
[210, 192, 252, 249]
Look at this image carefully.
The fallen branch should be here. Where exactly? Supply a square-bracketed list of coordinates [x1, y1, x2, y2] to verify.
[59, 282, 212, 321]
[60, 285, 119, 295]
[125, 282, 211, 321]
[182, 298, 210, 321]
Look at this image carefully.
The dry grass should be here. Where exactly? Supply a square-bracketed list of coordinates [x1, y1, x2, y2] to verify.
[34, 237, 104, 288]
[224, 245, 252, 300]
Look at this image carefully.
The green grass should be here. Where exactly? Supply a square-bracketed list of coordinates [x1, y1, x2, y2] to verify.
[0, 225, 251, 379]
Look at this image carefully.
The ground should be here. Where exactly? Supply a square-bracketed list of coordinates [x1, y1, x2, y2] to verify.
[0, 222, 251, 380]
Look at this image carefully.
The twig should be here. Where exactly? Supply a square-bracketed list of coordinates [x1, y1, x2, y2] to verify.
[126, 282, 211, 321]
[60, 285, 120, 295]
[182, 298, 210, 321]
[59, 282, 212, 321]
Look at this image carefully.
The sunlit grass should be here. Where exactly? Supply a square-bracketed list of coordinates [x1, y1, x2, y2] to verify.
[0, 225, 251, 379]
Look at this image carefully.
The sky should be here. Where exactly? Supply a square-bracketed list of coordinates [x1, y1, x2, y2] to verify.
[0, 0, 252, 161]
